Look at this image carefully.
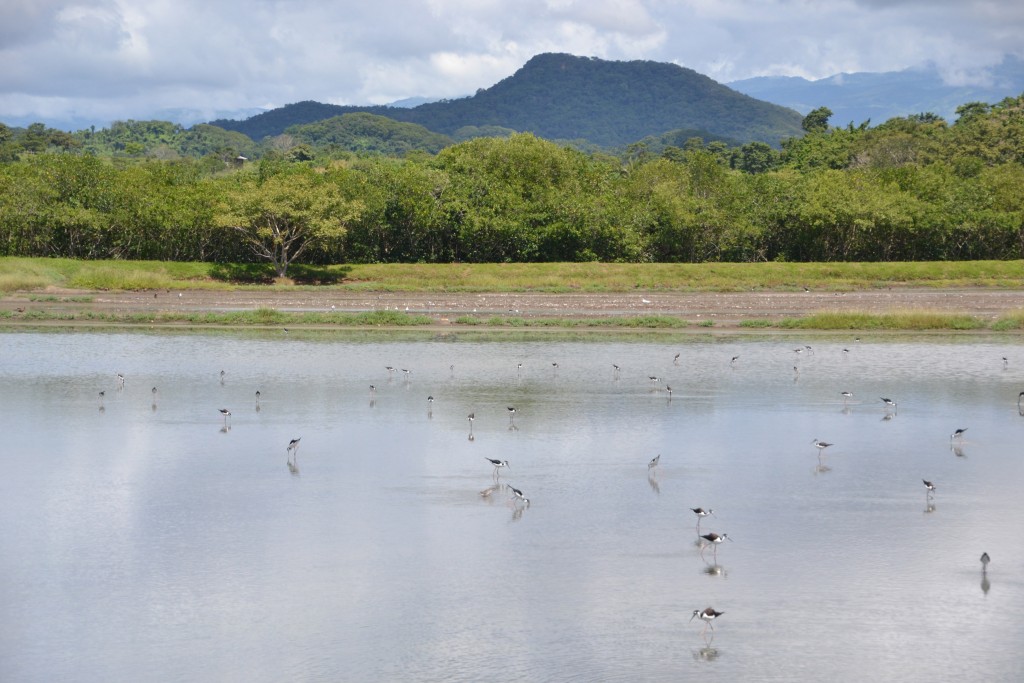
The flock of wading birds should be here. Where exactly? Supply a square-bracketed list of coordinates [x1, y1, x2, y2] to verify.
[98, 351, 1019, 643]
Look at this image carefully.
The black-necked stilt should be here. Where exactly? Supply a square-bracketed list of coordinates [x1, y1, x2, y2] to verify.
[428, 395, 434, 405]
[507, 406, 517, 418]
[881, 397, 898, 412]
[951, 428, 967, 441]
[287, 438, 301, 458]
[117, 373, 125, 389]
[385, 366, 395, 374]
[690, 608, 724, 636]
[665, 386, 673, 399]
[649, 375, 660, 384]
[612, 363, 620, 376]
[468, 413, 475, 435]
[255, 390, 261, 408]
[981, 552, 990, 570]
[841, 391, 853, 404]
[812, 439, 833, 453]
[219, 408, 231, 425]
[700, 532, 730, 560]
[98, 390, 105, 404]
[509, 485, 529, 506]
[1003, 357, 1008, 368]
[691, 507, 713, 531]
[923, 479, 936, 496]
[648, 454, 660, 470]
[730, 355, 739, 365]
[1017, 391, 1023, 408]
[485, 457, 509, 478]
[673, 353, 680, 365]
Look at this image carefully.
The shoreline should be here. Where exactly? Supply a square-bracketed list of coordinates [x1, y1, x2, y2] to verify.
[1, 286, 1022, 332]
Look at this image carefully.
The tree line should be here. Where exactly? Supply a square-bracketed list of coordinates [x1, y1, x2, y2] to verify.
[1, 96, 1022, 273]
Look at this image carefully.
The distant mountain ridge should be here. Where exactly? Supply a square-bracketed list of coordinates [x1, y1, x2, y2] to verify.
[208, 53, 804, 147]
[728, 56, 1024, 126]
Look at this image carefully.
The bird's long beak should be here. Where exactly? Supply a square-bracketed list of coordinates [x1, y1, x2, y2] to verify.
[689, 613, 696, 622]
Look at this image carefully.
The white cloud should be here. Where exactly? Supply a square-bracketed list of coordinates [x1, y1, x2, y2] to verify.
[0, 0, 1021, 128]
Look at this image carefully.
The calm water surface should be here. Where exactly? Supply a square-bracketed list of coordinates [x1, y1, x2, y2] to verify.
[1, 330, 1023, 682]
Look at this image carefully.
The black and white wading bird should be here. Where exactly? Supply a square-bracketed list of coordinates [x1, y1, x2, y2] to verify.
[508, 485, 529, 507]
[700, 532, 731, 561]
[812, 439, 833, 454]
[485, 457, 509, 479]
[691, 507, 714, 531]
[690, 608, 724, 637]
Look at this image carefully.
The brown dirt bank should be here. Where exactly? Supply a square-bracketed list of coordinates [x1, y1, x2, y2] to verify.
[2, 287, 1023, 329]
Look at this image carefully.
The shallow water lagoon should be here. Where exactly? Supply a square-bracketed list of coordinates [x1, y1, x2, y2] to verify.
[1, 330, 1023, 682]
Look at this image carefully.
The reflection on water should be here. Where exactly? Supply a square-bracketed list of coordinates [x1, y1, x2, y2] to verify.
[1, 330, 1023, 682]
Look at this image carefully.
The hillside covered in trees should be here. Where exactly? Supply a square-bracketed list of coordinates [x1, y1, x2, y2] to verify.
[1, 94, 1022, 270]
[208, 54, 804, 147]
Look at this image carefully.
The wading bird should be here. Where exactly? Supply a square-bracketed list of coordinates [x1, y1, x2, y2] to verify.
[690, 608, 724, 637]
[508, 485, 529, 507]
[691, 507, 713, 531]
[485, 457, 509, 478]
[700, 532, 731, 561]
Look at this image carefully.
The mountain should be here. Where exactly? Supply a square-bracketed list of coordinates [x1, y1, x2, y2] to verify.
[208, 53, 804, 147]
[728, 56, 1024, 126]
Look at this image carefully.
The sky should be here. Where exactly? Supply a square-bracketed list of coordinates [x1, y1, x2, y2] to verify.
[2, 0, 1023, 130]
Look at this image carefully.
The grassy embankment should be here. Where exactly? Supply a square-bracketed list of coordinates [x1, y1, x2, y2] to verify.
[3, 257, 1024, 292]
[1, 257, 1023, 331]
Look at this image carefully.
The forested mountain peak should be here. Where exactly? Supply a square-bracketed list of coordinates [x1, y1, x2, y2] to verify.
[208, 53, 804, 148]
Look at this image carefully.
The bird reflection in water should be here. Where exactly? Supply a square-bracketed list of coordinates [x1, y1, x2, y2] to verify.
[647, 471, 660, 495]
[702, 563, 726, 578]
[286, 438, 301, 475]
[980, 552, 991, 595]
[693, 646, 720, 662]
[951, 444, 966, 458]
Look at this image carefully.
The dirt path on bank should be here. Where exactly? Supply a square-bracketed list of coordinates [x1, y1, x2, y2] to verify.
[2, 287, 1022, 329]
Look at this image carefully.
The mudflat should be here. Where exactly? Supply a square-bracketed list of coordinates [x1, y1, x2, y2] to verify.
[2, 287, 1022, 328]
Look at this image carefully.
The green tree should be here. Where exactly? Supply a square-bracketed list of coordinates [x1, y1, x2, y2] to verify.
[215, 165, 360, 277]
[802, 107, 833, 134]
